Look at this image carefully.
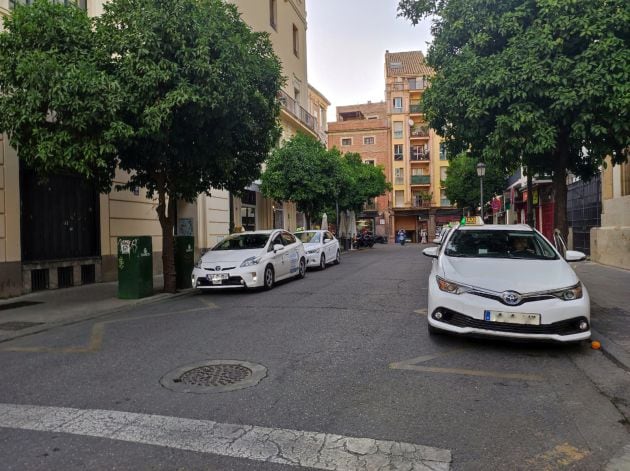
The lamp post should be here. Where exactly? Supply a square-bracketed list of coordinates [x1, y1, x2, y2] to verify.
[476, 162, 486, 220]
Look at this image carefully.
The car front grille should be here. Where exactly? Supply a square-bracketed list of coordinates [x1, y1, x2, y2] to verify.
[197, 276, 244, 287]
[469, 290, 555, 306]
[433, 308, 588, 336]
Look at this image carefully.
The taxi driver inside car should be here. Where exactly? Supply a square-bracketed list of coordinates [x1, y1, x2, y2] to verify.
[422, 217, 590, 342]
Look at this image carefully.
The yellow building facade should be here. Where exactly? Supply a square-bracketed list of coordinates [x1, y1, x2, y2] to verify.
[0, 0, 328, 296]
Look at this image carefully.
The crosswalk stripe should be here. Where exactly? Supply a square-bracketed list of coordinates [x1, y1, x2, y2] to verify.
[0, 403, 451, 470]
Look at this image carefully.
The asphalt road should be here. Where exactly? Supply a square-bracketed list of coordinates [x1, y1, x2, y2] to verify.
[0, 244, 629, 470]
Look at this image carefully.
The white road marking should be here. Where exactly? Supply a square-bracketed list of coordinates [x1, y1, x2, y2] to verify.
[0, 403, 451, 470]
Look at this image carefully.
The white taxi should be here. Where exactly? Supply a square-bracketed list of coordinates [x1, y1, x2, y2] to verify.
[294, 230, 341, 269]
[192, 230, 306, 290]
[422, 218, 590, 342]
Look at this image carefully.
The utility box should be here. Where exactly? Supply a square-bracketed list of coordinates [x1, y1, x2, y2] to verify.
[117, 236, 153, 299]
[175, 236, 195, 289]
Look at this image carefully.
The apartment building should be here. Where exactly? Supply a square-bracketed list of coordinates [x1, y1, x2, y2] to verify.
[0, 0, 329, 296]
[384, 50, 458, 242]
[327, 102, 391, 239]
[591, 159, 630, 269]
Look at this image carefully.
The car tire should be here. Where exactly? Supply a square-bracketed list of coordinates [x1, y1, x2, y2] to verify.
[333, 249, 341, 265]
[428, 323, 444, 336]
[319, 254, 326, 270]
[263, 265, 274, 290]
[296, 258, 306, 279]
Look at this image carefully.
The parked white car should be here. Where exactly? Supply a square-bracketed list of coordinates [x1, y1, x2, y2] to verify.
[295, 230, 341, 269]
[422, 221, 590, 342]
[192, 230, 306, 290]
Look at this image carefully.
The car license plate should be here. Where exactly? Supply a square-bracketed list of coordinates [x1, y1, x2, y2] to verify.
[484, 310, 541, 325]
[209, 273, 228, 285]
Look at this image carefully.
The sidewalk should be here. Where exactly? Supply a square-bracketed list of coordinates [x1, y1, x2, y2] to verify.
[573, 261, 630, 371]
[0, 276, 191, 343]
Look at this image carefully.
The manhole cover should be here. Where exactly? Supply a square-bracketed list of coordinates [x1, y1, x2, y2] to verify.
[0, 321, 44, 331]
[160, 360, 267, 394]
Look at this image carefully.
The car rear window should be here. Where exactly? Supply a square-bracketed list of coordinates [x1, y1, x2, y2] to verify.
[444, 230, 558, 259]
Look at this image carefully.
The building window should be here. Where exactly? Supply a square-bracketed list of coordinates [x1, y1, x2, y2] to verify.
[292, 24, 299, 57]
[392, 97, 403, 113]
[395, 190, 404, 207]
[412, 168, 426, 176]
[341, 138, 352, 146]
[363, 136, 375, 145]
[395, 168, 404, 185]
[440, 189, 451, 207]
[241, 207, 256, 232]
[394, 144, 403, 161]
[393, 121, 403, 139]
[364, 160, 375, 166]
[11, 0, 86, 7]
[269, 0, 277, 30]
[439, 143, 448, 160]
[440, 167, 448, 184]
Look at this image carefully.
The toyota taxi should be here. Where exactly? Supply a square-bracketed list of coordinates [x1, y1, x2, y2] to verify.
[422, 217, 590, 342]
[295, 230, 341, 269]
[192, 230, 306, 290]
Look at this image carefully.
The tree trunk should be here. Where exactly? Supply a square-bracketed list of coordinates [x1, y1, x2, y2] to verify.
[305, 212, 311, 230]
[156, 186, 177, 293]
[526, 168, 534, 227]
[552, 132, 569, 240]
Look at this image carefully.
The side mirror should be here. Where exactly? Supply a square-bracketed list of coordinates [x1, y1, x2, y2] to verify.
[273, 244, 284, 252]
[423, 247, 439, 258]
[565, 250, 586, 262]
[432, 238, 441, 245]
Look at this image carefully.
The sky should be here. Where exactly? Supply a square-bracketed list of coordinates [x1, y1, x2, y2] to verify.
[306, 0, 433, 122]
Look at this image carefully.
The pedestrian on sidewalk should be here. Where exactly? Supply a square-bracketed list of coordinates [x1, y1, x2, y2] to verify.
[398, 229, 406, 246]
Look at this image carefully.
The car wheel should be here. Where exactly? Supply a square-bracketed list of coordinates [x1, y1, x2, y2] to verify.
[333, 249, 341, 265]
[296, 258, 306, 279]
[319, 254, 326, 270]
[428, 323, 444, 336]
[263, 265, 274, 290]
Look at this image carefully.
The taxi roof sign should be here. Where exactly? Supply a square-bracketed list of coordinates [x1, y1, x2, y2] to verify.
[460, 216, 484, 226]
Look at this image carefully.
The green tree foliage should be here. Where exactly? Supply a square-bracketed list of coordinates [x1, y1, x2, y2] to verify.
[0, 0, 129, 191]
[337, 152, 391, 213]
[399, 0, 630, 237]
[443, 153, 506, 212]
[261, 133, 342, 227]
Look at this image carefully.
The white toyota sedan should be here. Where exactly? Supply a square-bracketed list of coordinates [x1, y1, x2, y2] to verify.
[422, 221, 590, 342]
[295, 230, 341, 269]
[192, 230, 306, 290]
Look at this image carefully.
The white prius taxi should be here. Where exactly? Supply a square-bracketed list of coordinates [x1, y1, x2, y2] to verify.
[422, 217, 590, 342]
[294, 230, 341, 269]
[192, 230, 306, 290]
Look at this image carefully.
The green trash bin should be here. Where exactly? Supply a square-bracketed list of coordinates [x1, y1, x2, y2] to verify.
[175, 236, 195, 289]
[117, 236, 153, 299]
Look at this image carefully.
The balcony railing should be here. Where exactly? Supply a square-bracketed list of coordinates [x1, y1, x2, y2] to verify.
[410, 125, 430, 138]
[410, 152, 430, 161]
[411, 175, 431, 185]
[394, 153, 404, 161]
[409, 104, 422, 113]
[278, 90, 316, 132]
[413, 199, 432, 208]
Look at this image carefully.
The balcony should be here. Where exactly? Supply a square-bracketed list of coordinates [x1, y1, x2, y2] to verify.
[413, 199, 432, 208]
[410, 125, 430, 138]
[278, 90, 316, 133]
[409, 104, 422, 114]
[411, 175, 431, 185]
[410, 152, 430, 162]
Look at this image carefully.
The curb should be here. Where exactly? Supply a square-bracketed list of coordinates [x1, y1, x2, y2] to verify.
[591, 328, 630, 373]
[606, 443, 630, 471]
[0, 289, 195, 345]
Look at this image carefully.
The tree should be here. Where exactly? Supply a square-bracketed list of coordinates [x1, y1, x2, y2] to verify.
[261, 133, 342, 227]
[398, 0, 630, 237]
[336, 151, 391, 214]
[0, 0, 129, 192]
[95, 0, 282, 292]
[443, 153, 506, 213]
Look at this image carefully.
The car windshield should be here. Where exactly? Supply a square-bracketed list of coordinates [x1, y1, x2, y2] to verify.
[212, 233, 269, 251]
[295, 232, 320, 243]
[444, 230, 558, 259]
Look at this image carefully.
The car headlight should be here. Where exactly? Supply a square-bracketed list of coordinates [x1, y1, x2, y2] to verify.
[551, 282, 583, 301]
[306, 248, 320, 254]
[436, 276, 472, 295]
[240, 256, 261, 267]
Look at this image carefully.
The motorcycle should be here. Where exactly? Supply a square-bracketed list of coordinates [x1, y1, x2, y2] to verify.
[352, 231, 375, 249]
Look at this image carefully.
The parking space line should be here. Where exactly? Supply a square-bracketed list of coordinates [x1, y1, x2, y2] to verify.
[390, 349, 545, 382]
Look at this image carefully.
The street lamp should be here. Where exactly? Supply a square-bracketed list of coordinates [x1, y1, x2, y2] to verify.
[476, 162, 486, 220]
